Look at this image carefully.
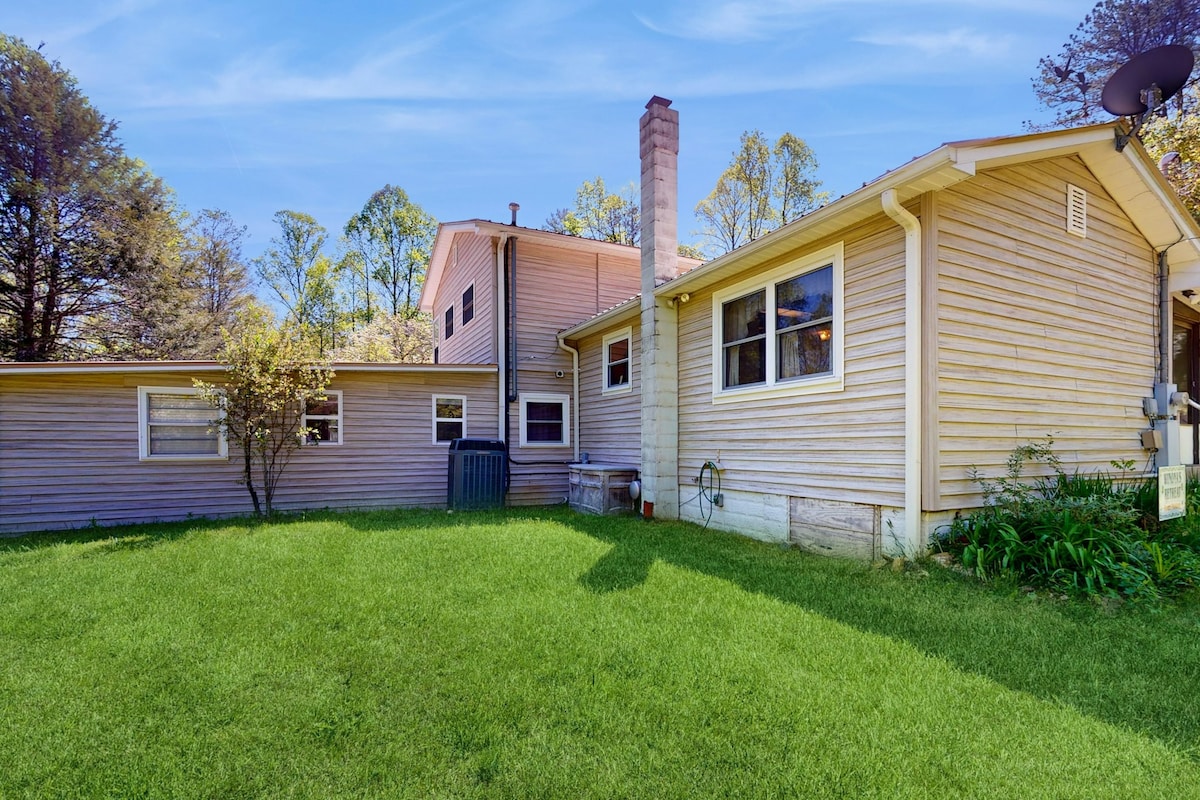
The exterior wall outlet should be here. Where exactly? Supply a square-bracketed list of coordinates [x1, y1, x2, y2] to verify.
[713, 493, 724, 507]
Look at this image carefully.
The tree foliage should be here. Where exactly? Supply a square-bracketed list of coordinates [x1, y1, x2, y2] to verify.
[545, 177, 640, 246]
[0, 34, 183, 361]
[194, 318, 333, 517]
[253, 210, 345, 354]
[1143, 90, 1200, 218]
[694, 130, 828, 256]
[1032, 0, 1200, 128]
[185, 208, 254, 350]
[343, 185, 435, 320]
[332, 313, 433, 363]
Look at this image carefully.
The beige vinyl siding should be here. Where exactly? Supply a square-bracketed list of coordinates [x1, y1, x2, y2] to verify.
[575, 318, 642, 466]
[435, 233, 496, 364]
[0, 369, 499, 534]
[676, 218, 909, 508]
[504, 238, 643, 505]
[933, 156, 1155, 510]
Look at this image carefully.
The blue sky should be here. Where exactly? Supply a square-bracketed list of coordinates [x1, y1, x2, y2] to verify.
[7, 1, 1098, 259]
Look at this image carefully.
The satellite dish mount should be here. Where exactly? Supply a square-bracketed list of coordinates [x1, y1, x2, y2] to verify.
[1101, 44, 1195, 152]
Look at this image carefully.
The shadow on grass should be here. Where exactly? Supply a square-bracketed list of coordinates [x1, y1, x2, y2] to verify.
[0, 513, 264, 555]
[6, 504, 1198, 757]
[542, 508, 1200, 759]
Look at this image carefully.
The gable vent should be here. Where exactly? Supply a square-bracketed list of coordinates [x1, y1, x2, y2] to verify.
[1066, 184, 1087, 238]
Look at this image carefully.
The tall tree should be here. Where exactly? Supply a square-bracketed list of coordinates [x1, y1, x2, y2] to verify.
[343, 185, 436, 320]
[194, 318, 333, 517]
[184, 208, 254, 351]
[0, 35, 178, 361]
[695, 130, 827, 256]
[254, 210, 330, 323]
[90, 167, 200, 359]
[1032, 0, 1200, 128]
[545, 177, 640, 245]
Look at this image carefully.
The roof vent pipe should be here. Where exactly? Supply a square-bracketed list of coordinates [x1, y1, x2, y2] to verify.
[509, 202, 520, 226]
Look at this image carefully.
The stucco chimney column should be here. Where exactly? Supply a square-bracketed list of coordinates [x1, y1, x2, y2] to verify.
[639, 96, 680, 519]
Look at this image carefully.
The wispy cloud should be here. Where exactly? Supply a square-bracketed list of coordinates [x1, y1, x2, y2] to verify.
[856, 28, 1015, 59]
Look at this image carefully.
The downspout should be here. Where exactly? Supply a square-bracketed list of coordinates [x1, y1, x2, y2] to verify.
[881, 189, 924, 556]
[495, 234, 509, 441]
[557, 335, 581, 462]
[508, 235, 519, 403]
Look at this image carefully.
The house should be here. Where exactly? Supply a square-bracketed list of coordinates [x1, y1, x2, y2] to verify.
[5, 96, 1200, 554]
[557, 97, 1200, 557]
[0, 221, 677, 533]
[0, 362, 498, 533]
[418, 216, 700, 505]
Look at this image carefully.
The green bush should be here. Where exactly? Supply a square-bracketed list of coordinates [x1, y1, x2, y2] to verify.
[936, 439, 1200, 602]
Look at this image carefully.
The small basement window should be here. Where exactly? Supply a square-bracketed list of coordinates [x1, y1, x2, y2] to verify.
[302, 390, 342, 445]
[138, 386, 227, 461]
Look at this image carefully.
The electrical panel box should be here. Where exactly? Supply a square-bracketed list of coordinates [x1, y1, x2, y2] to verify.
[1141, 429, 1164, 451]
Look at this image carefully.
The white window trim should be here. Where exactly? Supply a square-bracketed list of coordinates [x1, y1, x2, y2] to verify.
[302, 389, 343, 446]
[432, 395, 466, 445]
[602, 326, 633, 395]
[137, 386, 227, 462]
[518, 392, 571, 447]
[710, 241, 845, 404]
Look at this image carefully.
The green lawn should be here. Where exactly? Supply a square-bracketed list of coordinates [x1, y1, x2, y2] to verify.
[1, 507, 1198, 798]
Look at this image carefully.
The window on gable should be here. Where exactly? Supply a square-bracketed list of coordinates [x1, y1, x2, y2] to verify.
[445, 306, 455, 339]
[462, 285, 475, 325]
[519, 393, 570, 447]
[603, 327, 632, 393]
[433, 396, 465, 443]
[712, 242, 844, 402]
[138, 386, 227, 461]
[302, 390, 342, 445]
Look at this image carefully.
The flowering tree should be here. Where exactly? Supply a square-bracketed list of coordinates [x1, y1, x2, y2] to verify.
[195, 319, 333, 517]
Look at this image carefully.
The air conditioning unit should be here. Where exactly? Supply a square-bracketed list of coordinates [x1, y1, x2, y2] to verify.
[447, 439, 507, 510]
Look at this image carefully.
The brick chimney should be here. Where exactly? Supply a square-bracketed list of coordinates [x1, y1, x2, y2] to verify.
[638, 96, 679, 519]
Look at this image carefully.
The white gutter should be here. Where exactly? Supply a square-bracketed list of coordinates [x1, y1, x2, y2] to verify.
[881, 189, 924, 556]
[556, 335, 581, 462]
[496, 234, 509, 442]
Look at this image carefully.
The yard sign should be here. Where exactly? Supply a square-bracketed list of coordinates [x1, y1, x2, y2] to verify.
[1158, 465, 1188, 521]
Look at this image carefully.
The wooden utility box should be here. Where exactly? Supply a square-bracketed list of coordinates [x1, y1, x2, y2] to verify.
[568, 464, 638, 515]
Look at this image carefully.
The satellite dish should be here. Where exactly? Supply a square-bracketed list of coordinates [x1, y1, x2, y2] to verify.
[1101, 44, 1195, 150]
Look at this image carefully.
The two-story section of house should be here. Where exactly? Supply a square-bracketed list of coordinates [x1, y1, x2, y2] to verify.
[421, 219, 694, 504]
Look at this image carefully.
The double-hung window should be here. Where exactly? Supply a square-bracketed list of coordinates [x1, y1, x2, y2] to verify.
[433, 396, 465, 443]
[602, 327, 632, 393]
[138, 386, 226, 460]
[519, 393, 570, 447]
[711, 242, 844, 402]
[462, 285, 475, 326]
[302, 390, 342, 445]
[444, 307, 455, 339]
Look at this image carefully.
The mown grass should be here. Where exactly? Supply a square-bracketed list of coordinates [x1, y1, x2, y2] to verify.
[1, 506, 1198, 798]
